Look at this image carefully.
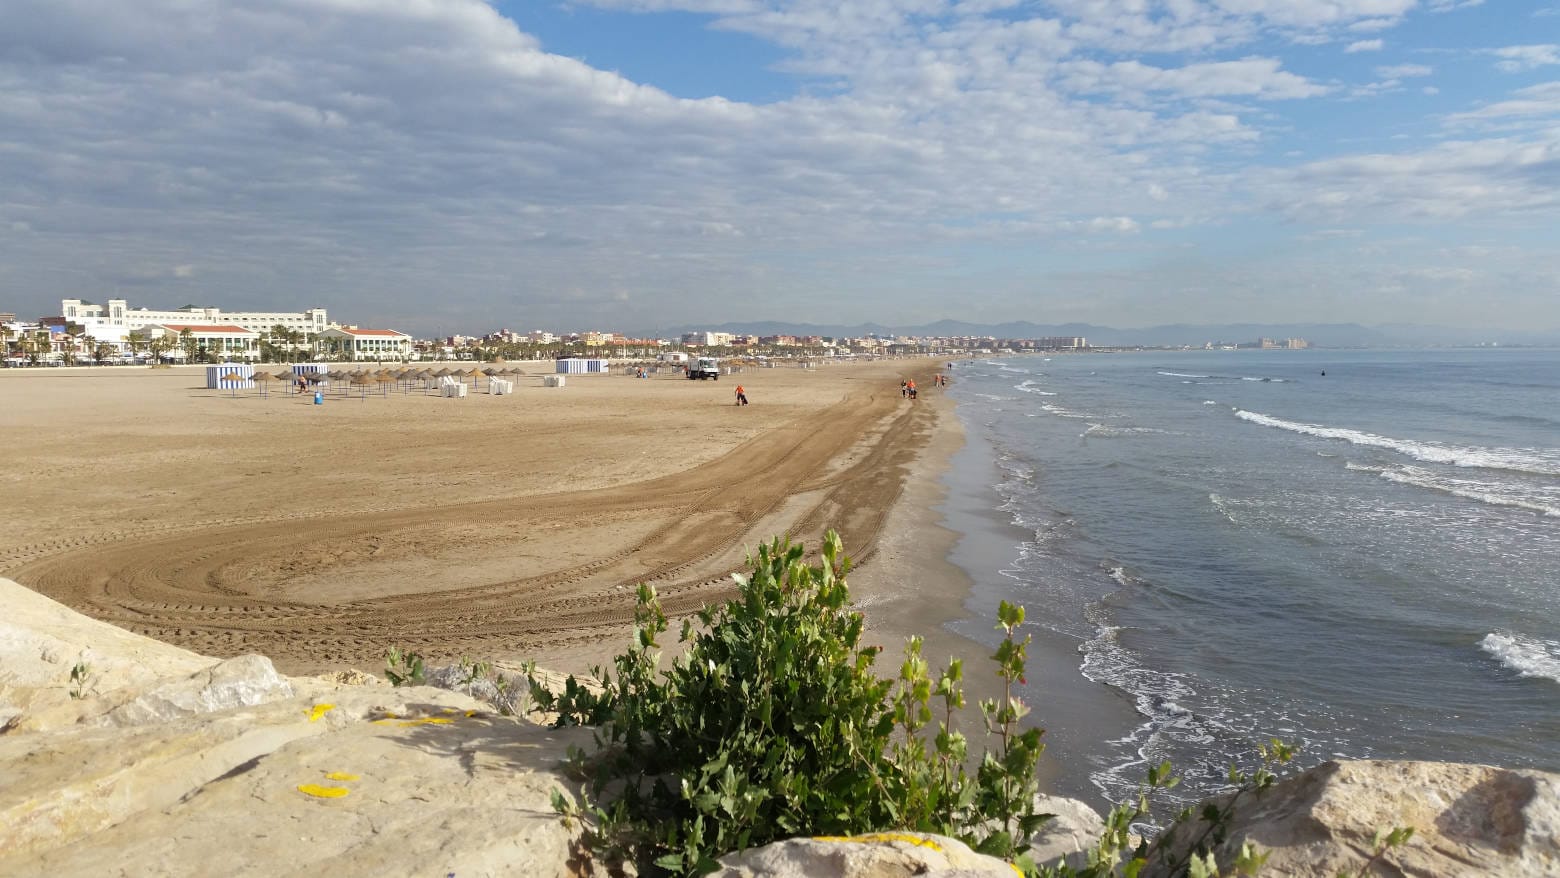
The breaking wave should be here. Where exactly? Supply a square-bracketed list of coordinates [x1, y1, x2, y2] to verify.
[1480, 632, 1560, 683]
[1235, 410, 1560, 476]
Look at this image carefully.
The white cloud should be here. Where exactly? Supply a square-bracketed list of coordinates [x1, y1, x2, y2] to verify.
[1345, 39, 1384, 53]
[1376, 63, 1432, 78]
[1060, 57, 1328, 99]
[1261, 134, 1560, 221]
[1444, 81, 1560, 128]
[1489, 45, 1560, 72]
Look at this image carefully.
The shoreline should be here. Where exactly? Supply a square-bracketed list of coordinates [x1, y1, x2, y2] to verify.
[850, 372, 1139, 806]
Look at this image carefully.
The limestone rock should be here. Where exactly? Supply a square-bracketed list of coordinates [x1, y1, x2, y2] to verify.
[97, 653, 294, 727]
[1030, 793, 1106, 870]
[0, 579, 605, 877]
[1144, 759, 1560, 877]
[0, 577, 214, 726]
[712, 832, 1017, 878]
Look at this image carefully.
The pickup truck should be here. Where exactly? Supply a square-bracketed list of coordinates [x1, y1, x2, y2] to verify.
[686, 356, 720, 380]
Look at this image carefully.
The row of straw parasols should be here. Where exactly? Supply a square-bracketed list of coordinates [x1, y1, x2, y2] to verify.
[227, 366, 526, 398]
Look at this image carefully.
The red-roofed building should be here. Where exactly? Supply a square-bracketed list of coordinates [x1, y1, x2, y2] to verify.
[314, 326, 412, 362]
[142, 323, 261, 361]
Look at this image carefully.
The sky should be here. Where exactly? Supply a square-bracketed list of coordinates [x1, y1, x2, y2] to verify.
[1, 0, 1558, 337]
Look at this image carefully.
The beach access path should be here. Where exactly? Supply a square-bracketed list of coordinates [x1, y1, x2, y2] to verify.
[0, 360, 957, 677]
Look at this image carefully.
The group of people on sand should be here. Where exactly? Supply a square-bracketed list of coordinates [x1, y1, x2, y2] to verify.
[900, 373, 949, 400]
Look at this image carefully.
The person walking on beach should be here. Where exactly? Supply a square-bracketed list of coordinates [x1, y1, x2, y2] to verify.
[900, 379, 908, 398]
[734, 384, 748, 405]
[907, 379, 917, 400]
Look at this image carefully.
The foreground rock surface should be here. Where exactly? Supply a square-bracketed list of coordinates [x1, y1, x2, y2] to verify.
[1145, 759, 1560, 877]
[5, 577, 1557, 878]
[713, 832, 1017, 877]
[0, 577, 597, 877]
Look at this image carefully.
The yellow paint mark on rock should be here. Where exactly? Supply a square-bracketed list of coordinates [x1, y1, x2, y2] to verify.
[324, 772, 360, 782]
[812, 832, 945, 852]
[297, 784, 349, 799]
[397, 717, 454, 727]
[307, 703, 335, 723]
[811, 833, 1022, 875]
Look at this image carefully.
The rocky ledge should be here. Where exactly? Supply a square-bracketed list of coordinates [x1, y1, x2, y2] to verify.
[1, 577, 1554, 877]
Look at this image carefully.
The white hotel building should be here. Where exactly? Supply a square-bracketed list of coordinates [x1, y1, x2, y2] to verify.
[37, 298, 414, 364]
[61, 298, 329, 336]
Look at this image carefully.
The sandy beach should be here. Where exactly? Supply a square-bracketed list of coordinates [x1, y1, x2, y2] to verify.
[0, 360, 979, 681]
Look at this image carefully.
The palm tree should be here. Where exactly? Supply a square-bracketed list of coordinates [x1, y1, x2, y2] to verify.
[179, 328, 198, 363]
[127, 331, 149, 363]
[149, 334, 174, 365]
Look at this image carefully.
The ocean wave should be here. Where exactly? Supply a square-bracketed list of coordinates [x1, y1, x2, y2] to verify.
[1235, 409, 1560, 476]
[1014, 380, 1057, 396]
[1159, 370, 1287, 383]
[1084, 423, 1177, 439]
[1377, 466, 1560, 517]
[1479, 632, 1560, 683]
[1041, 403, 1093, 419]
[1203, 400, 1217, 406]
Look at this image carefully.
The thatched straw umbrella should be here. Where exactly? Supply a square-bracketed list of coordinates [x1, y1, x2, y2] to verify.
[252, 370, 275, 398]
[349, 373, 372, 399]
[374, 372, 395, 396]
[220, 370, 245, 398]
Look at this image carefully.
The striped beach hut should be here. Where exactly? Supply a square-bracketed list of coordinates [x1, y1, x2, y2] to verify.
[206, 364, 255, 389]
[556, 358, 610, 374]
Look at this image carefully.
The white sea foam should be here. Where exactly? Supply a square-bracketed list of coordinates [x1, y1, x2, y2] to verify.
[1235, 409, 1560, 475]
[1084, 423, 1176, 439]
[1041, 403, 1092, 419]
[1014, 380, 1057, 396]
[1241, 376, 1287, 382]
[1158, 371, 1210, 379]
[1203, 400, 1217, 406]
[1480, 632, 1560, 683]
[1377, 466, 1560, 517]
[1208, 493, 1240, 524]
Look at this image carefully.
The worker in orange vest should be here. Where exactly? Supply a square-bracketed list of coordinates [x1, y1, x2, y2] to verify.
[735, 383, 748, 405]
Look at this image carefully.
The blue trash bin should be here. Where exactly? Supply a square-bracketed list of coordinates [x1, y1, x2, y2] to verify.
[314, 391, 323, 405]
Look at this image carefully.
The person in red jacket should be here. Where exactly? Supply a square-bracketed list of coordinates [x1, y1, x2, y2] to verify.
[734, 384, 748, 405]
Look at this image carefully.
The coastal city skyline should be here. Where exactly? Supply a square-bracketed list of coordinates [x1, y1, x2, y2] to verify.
[3, 1, 1559, 336]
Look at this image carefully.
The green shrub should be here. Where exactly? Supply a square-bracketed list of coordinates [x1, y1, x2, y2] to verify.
[384, 646, 425, 687]
[532, 532, 1059, 875]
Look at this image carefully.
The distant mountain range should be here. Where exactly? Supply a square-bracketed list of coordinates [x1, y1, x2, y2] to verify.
[653, 320, 1560, 348]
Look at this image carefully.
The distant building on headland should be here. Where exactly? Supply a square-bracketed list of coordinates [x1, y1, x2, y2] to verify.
[1255, 337, 1310, 350]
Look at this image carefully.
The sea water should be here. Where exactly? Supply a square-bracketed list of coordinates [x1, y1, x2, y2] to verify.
[942, 349, 1560, 808]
